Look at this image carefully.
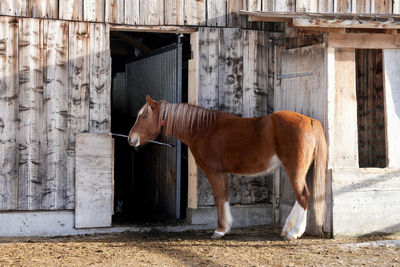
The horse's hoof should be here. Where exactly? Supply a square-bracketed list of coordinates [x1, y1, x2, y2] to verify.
[284, 233, 297, 241]
[211, 231, 225, 239]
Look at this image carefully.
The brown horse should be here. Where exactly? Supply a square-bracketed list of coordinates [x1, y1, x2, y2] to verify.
[129, 95, 328, 240]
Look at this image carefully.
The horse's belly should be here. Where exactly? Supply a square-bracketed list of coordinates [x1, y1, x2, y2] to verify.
[224, 153, 281, 176]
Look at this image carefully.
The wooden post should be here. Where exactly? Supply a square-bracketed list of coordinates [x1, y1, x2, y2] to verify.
[187, 32, 198, 209]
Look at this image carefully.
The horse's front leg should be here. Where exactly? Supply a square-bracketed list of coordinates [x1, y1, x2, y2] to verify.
[205, 171, 233, 239]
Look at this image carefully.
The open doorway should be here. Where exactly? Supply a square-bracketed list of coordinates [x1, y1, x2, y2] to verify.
[110, 31, 190, 225]
[355, 49, 386, 168]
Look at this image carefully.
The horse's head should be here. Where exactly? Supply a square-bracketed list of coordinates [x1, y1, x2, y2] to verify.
[128, 95, 161, 147]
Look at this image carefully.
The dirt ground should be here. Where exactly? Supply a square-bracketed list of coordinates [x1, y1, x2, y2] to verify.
[0, 225, 399, 267]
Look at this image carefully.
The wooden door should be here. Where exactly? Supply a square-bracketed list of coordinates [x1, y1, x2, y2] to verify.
[75, 133, 114, 228]
[276, 44, 329, 235]
[126, 44, 182, 219]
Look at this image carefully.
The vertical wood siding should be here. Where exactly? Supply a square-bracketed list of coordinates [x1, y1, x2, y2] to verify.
[0, 17, 18, 210]
[89, 24, 111, 133]
[0, 1, 396, 25]
[59, 0, 83, 21]
[42, 20, 69, 209]
[30, 0, 58, 19]
[0, 18, 110, 210]
[17, 18, 44, 210]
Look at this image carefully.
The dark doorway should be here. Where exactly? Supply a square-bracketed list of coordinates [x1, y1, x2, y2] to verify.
[355, 49, 386, 168]
[110, 31, 190, 224]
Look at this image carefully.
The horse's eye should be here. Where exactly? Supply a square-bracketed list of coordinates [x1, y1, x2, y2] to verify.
[142, 114, 148, 119]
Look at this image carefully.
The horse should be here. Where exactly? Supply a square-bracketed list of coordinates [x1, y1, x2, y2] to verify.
[128, 95, 328, 240]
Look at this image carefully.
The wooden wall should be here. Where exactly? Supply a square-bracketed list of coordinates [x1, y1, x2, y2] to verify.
[0, 0, 398, 27]
[0, 17, 110, 211]
[195, 27, 275, 206]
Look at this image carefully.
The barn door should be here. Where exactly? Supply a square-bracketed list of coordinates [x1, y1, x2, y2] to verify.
[126, 43, 182, 219]
[275, 43, 328, 235]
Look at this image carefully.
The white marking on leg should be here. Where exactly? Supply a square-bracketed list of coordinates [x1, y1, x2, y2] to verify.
[281, 201, 300, 237]
[224, 202, 233, 233]
[286, 205, 307, 240]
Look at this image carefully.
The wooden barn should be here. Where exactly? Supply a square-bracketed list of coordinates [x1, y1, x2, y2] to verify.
[0, 0, 399, 237]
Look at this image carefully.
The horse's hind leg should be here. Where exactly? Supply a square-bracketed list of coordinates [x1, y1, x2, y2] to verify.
[205, 171, 233, 239]
[280, 153, 313, 240]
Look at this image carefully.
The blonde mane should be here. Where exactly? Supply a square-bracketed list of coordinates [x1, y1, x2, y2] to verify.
[160, 102, 217, 136]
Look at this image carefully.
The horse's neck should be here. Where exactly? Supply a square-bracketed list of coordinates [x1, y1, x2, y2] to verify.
[161, 102, 211, 145]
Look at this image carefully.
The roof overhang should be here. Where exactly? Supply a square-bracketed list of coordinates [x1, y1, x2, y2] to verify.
[239, 10, 400, 29]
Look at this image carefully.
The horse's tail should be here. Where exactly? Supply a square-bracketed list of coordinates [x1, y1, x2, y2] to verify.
[312, 120, 328, 235]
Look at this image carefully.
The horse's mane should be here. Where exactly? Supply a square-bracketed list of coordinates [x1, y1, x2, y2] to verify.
[160, 102, 218, 136]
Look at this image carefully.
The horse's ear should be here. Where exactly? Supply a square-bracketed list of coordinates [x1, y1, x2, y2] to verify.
[146, 95, 158, 110]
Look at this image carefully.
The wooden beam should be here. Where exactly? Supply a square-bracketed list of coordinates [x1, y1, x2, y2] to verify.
[293, 18, 400, 29]
[112, 31, 150, 53]
[248, 15, 291, 23]
[328, 33, 400, 48]
[109, 25, 197, 33]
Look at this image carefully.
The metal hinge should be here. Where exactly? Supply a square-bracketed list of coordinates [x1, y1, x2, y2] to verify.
[275, 197, 280, 209]
[277, 72, 313, 81]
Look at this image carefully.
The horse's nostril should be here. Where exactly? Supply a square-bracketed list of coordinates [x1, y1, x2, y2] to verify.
[132, 138, 139, 146]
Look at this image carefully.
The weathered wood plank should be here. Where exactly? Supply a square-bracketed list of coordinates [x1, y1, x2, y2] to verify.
[30, 0, 58, 18]
[371, 0, 392, 14]
[165, 0, 185, 25]
[332, 168, 400, 236]
[89, 23, 111, 133]
[243, 30, 271, 118]
[198, 28, 219, 110]
[105, 0, 125, 24]
[296, 0, 318, 12]
[188, 32, 199, 209]
[335, 0, 352, 12]
[125, 0, 139, 25]
[227, 0, 244, 27]
[140, 0, 164, 25]
[67, 22, 90, 209]
[0, 17, 18, 210]
[293, 18, 400, 29]
[75, 133, 113, 228]
[383, 49, 400, 167]
[207, 0, 226, 26]
[218, 28, 243, 116]
[18, 18, 44, 210]
[328, 33, 400, 49]
[42, 20, 69, 210]
[59, 0, 83, 20]
[275, 0, 295, 11]
[355, 0, 371, 13]
[394, 0, 400, 14]
[84, 0, 105, 22]
[331, 48, 359, 168]
[0, 0, 28, 16]
[319, 0, 334, 12]
[185, 0, 206, 25]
